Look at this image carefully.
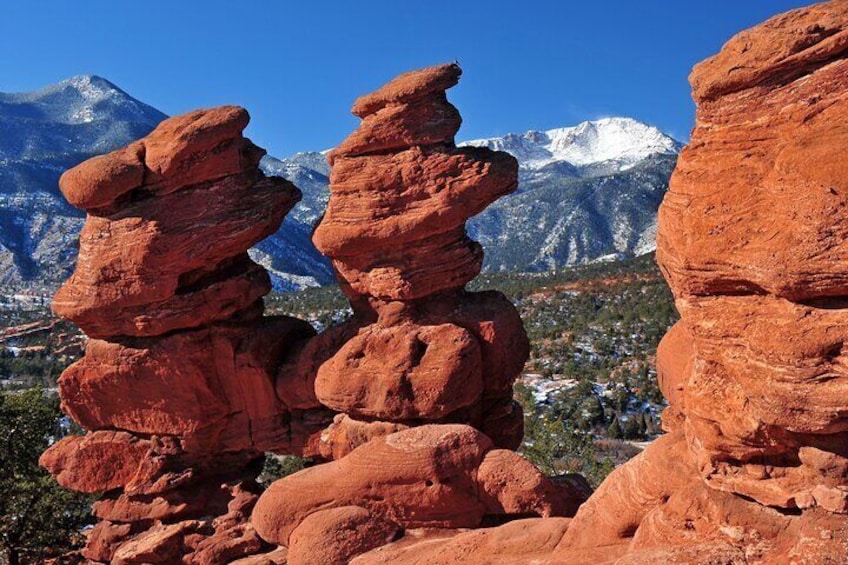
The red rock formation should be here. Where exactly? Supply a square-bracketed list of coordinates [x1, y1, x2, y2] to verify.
[550, 2, 848, 562]
[658, 0, 848, 512]
[336, 3, 848, 563]
[43, 5, 848, 557]
[351, 518, 575, 565]
[41, 107, 331, 564]
[304, 63, 529, 452]
[253, 425, 586, 553]
[286, 506, 399, 565]
[254, 63, 585, 561]
[563, 2, 848, 563]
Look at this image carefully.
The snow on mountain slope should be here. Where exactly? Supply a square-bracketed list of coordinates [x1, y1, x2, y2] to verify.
[0, 75, 167, 288]
[468, 153, 678, 272]
[457, 118, 681, 271]
[255, 153, 334, 291]
[0, 74, 679, 292]
[462, 117, 681, 172]
[269, 120, 680, 276]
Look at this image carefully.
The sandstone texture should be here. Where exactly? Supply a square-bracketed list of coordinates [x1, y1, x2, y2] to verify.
[41, 107, 332, 563]
[656, 0, 848, 514]
[550, 2, 848, 562]
[251, 63, 586, 561]
[41, 5, 848, 559]
[307, 63, 529, 449]
[270, 3, 848, 563]
[253, 425, 583, 550]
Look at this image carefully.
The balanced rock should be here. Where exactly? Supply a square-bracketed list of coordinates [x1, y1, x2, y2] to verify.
[252, 425, 570, 546]
[52, 106, 297, 339]
[43, 106, 326, 564]
[305, 63, 528, 453]
[251, 63, 581, 561]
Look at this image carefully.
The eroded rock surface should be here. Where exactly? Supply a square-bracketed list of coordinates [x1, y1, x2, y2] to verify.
[305, 63, 530, 451]
[553, 2, 848, 562]
[41, 5, 848, 559]
[253, 63, 584, 561]
[41, 107, 331, 564]
[294, 3, 848, 563]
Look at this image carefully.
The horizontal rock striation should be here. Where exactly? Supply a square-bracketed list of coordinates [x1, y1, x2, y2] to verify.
[552, 2, 848, 563]
[40, 107, 331, 564]
[253, 63, 588, 562]
[306, 63, 529, 450]
[342, 3, 848, 564]
[39, 5, 848, 556]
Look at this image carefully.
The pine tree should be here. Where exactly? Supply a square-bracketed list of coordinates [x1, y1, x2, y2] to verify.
[0, 388, 93, 564]
[607, 416, 624, 439]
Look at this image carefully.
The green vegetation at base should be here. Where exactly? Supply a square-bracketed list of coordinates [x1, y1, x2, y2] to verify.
[0, 318, 83, 391]
[516, 382, 616, 488]
[0, 349, 66, 391]
[0, 388, 93, 565]
[258, 454, 308, 488]
[264, 285, 349, 330]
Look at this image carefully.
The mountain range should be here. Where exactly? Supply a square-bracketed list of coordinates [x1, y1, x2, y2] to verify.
[0, 76, 680, 292]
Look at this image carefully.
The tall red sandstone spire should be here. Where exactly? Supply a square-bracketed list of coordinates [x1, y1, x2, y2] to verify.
[40, 107, 331, 564]
[310, 63, 529, 451]
[251, 63, 588, 565]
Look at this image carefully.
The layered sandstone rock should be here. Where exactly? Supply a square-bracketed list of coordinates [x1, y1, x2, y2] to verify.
[253, 425, 584, 550]
[354, 4, 848, 563]
[553, 2, 848, 562]
[252, 64, 586, 562]
[40, 107, 331, 564]
[308, 63, 528, 452]
[656, 0, 848, 514]
[42, 5, 848, 557]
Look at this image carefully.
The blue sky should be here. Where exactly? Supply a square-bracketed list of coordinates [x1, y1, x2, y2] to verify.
[1, 0, 812, 157]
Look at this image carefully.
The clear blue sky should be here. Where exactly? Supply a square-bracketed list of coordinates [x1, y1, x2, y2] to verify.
[1, 0, 813, 157]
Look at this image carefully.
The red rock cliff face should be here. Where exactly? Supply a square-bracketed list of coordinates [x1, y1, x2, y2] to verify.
[40, 107, 331, 564]
[659, 0, 848, 517]
[553, 2, 848, 563]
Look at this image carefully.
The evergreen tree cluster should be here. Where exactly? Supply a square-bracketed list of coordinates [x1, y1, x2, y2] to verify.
[0, 388, 93, 565]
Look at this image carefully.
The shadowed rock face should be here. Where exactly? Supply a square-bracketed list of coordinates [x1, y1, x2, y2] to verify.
[40, 107, 332, 564]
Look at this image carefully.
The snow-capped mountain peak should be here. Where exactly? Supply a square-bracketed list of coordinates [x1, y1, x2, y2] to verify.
[462, 117, 681, 172]
[0, 75, 679, 293]
[61, 74, 120, 100]
[0, 74, 165, 127]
